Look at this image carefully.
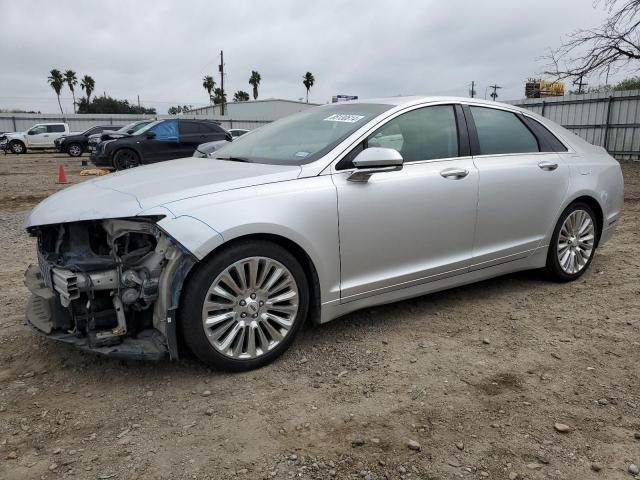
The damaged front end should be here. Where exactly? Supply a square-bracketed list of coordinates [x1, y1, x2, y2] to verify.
[24, 217, 195, 360]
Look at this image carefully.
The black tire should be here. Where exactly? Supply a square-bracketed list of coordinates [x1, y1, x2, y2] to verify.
[66, 143, 83, 157]
[179, 240, 309, 371]
[113, 149, 140, 170]
[9, 141, 25, 154]
[546, 202, 598, 282]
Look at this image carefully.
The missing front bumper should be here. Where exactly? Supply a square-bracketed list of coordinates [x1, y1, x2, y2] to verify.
[24, 264, 169, 361]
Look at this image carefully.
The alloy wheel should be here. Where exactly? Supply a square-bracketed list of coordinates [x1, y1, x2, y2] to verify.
[201, 256, 299, 360]
[68, 144, 82, 156]
[11, 142, 24, 154]
[557, 209, 595, 274]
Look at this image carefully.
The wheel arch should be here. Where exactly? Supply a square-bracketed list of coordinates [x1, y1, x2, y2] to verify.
[180, 232, 322, 326]
[554, 194, 604, 247]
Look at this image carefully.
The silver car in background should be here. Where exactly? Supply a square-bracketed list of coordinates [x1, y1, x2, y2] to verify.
[24, 97, 624, 370]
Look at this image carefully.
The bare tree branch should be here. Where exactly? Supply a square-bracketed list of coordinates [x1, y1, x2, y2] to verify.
[544, 0, 640, 80]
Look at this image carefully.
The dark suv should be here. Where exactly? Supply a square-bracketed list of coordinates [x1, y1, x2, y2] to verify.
[90, 119, 229, 169]
[55, 125, 124, 157]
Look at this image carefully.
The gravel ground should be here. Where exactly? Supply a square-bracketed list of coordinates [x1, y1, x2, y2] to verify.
[0, 152, 639, 480]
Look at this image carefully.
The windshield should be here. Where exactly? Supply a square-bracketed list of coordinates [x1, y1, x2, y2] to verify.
[213, 103, 391, 165]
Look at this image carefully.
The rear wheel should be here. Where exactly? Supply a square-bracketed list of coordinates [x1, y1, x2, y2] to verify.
[66, 143, 83, 157]
[113, 149, 140, 170]
[179, 240, 309, 371]
[10, 141, 25, 154]
[546, 202, 598, 282]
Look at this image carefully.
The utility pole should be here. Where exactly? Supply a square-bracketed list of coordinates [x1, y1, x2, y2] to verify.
[469, 81, 476, 98]
[137, 95, 140, 109]
[219, 50, 225, 116]
[489, 84, 502, 101]
[573, 75, 587, 94]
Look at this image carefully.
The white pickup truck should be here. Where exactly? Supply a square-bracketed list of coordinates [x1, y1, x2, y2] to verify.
[0, 123, 78, 154]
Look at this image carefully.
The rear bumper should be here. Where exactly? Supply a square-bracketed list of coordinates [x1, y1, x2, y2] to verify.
[24, 264, 168, 361]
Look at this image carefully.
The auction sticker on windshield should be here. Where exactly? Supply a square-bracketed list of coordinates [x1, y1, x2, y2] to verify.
[323, 114, 365, 123]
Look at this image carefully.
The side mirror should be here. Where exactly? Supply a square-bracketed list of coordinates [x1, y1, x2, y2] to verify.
[348, 147, 403, 182]
[225, 132, 233, 142]
[145, 131, 156, 139]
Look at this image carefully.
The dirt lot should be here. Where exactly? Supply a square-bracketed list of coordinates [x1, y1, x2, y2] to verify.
[0, 152, 639, 480]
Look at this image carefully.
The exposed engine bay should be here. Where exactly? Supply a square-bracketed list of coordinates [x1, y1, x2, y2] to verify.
[24, 217, 195, 359]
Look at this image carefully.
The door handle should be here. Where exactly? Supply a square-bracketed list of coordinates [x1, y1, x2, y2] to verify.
[440, 167, 469, 179]
[538, 160, 558, 171]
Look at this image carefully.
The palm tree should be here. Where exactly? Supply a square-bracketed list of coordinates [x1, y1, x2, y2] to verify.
[64, 70, 78, 113]
[302, 72, 315, 103]
[212, 87, 227, 106]
[202, 75, 216, 105]
[47, 69, 64, 114]
[233, 90, 250, 102]
[248, 70, 261, 100]
[80, 75, 95, 105]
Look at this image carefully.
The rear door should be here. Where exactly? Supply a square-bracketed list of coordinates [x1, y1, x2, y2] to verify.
[178, 121, 207, 157]
[466, 105, 570, 268]
[45, 124, 67, 146]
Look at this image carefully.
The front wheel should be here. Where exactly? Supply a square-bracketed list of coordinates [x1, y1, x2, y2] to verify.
[113, 149, 140, 170]
[546, 202, 598, 282]
[66, 143, 83, 157]
[10, 141, 25, 154]
[179, 240, 309, 371]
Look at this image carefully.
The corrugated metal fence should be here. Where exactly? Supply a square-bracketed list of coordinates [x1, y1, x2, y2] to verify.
[510, 89, 640, 161]
[0, 113, 272, 134]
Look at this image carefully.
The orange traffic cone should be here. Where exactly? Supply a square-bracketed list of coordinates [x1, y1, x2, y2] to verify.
[57, 164, 68, 184]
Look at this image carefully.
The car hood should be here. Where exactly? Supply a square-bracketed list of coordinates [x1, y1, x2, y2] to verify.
[25, 157, 302, 228]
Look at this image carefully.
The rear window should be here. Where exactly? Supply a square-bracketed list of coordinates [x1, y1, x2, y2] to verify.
[470, 107, 539, 155]
[47, 125, 66, 133]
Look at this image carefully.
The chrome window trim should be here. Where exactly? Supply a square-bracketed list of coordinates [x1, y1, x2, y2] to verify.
[323, 101, 465, 175]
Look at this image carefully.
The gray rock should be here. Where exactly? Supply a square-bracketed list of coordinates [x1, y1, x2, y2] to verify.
[590, 463, 602, 472]
[455, 441, 464, 450]
[554, 422, 572, 433]
[526, 462, 543, 470]
[629, 464, 639, 475]
[407, 439, 421, 451]
[634, 432, 640, 440]
[351, 439, 365, 447]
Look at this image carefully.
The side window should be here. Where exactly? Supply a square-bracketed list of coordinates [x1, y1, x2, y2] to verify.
[470, 107, 539, 155]
[47, 125, 66, 133]
[520, 116, 568, 152]
[179, 121, 200, 135]
[367, 105, 458, 163]
[151, 120, 179, 142]
[28, 125, 47, 135]
[199, 123, 224, 134]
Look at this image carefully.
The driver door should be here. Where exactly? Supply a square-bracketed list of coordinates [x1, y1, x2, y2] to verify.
[333, 104, 479, 302]
[26, 125, 48, 147]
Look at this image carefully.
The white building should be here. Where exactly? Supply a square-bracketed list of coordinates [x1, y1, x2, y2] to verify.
[188, 98, 320, 121]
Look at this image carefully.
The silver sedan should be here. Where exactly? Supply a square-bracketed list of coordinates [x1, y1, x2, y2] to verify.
[24, 97, 624, 370]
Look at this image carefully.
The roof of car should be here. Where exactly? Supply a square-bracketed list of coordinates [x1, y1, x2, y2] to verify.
[343, 96, 521, 110]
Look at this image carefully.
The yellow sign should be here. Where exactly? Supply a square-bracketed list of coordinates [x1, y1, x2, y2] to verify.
[540, 80, 564, 96]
